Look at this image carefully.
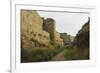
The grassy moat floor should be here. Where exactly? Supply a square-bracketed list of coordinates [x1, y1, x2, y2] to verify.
[21, 46, 89, 63]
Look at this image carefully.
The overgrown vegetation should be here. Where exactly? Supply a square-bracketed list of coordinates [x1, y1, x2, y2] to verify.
[21, 46, 89, 63]
[21, 47, 64, 62]
[64, 47, 89, 60]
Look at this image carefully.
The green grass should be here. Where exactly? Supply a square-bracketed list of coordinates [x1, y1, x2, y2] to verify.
[21, 46, 89, 63]
[21, 47, 64, 62]
[64, 47, 77, 60]
[64, 47, 89, 60]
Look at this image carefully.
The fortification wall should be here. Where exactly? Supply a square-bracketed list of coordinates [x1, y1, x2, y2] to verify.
[21, 10, 64, 49]
[43, 18, 63, 46]
[21, 10, 50, 49]
[55, 31, 64, 46]
[43, 18, 56, 45]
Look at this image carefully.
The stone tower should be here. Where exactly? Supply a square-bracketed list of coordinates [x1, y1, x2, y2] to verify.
[43, 18, 56, 45]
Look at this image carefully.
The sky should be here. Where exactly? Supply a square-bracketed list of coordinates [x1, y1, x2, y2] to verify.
[37, 10, 89, 36]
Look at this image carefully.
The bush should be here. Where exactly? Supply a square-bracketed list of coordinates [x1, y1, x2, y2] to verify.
[64, 47, 77, 60]
[21, 47, 63, 62]
[64, 47, 89, 60]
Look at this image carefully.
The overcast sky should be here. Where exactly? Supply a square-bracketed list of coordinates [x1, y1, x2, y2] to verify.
[37, 10, 89, 36]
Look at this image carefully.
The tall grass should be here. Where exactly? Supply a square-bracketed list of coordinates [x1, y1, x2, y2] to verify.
[21, 47, 64, 63]
[64, 47, 89, 60]
[21, 46, 89, 63]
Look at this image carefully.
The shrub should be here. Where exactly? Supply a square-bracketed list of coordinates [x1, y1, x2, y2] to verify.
[64, 47, 89, 60]
[64, 47, 77, 60]
[21, 47, 63, 62]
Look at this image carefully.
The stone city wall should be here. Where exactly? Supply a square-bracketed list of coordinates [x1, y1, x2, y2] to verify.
[21, 10, 64, 49]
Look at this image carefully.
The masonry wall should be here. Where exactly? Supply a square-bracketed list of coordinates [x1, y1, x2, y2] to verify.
[43, 18, 56, 45]
[55, 31, 64, 46]
[21, 10, 50, 49]
[43, 18, 64, 47]
[21, 10, 64, 49]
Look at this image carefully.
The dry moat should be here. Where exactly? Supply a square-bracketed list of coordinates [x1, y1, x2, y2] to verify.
[21, 10, 90, 63]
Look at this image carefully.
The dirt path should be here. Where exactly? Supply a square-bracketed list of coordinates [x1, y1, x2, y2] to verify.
[50, 51, 66, 61]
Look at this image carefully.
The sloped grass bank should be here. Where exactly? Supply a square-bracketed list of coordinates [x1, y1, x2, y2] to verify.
[64, 47, 89, 60]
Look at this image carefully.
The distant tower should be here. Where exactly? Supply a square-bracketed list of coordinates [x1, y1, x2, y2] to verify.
[43, 18, 56, 45]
